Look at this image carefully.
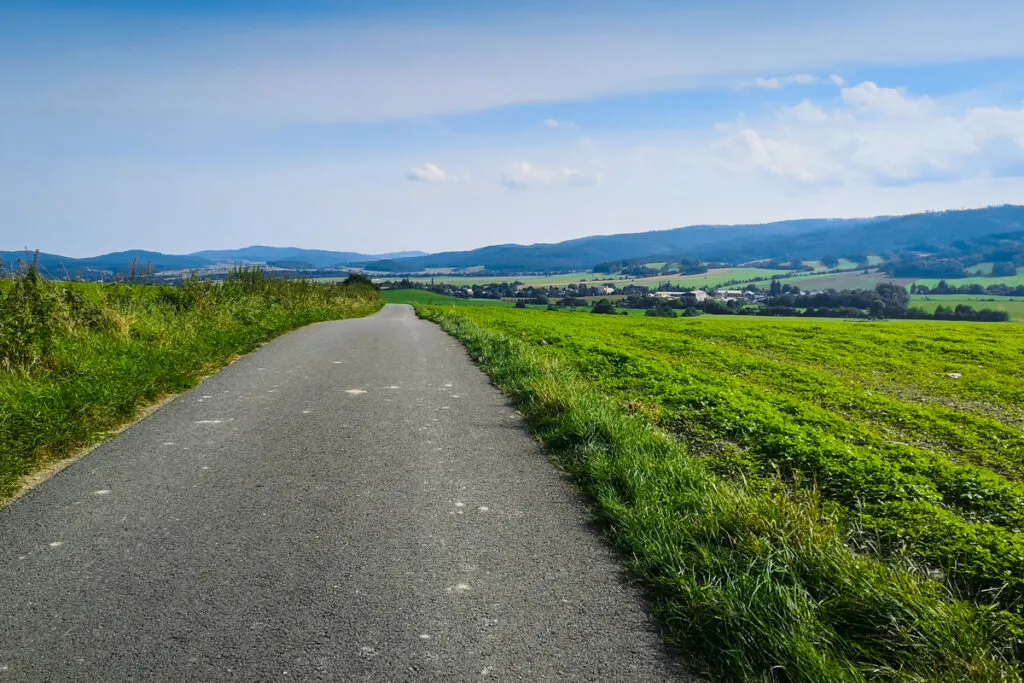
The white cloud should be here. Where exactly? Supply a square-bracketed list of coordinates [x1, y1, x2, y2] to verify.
[747, 73, 819, 90]
[5, 1, 1024, 125]
[784, 99, 830, 123]
[501, 162, 600, 190]
[542, 118, 561, 128]
[840, 81, 934, 116]
[714, 81, 1024, 184]
[829, 74, 846, 86]
[407, 162, 459, 183]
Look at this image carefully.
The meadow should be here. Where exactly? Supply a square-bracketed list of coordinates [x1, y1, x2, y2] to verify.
[420, 304, 1024, 681]
[390, 271, 604, 286]
[380, 288, 514, 307]
[913, 273, 1024, 289]
[911, 294, 1024, 319]
[0, 268, 382, 501]
[773, 269, 909, 290]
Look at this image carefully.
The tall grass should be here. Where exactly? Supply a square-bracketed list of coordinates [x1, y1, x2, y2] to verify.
[0, 266, 381, 500]
[420, 306, 1021, 682]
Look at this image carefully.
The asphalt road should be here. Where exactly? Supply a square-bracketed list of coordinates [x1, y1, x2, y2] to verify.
[0, 304, 684, 681]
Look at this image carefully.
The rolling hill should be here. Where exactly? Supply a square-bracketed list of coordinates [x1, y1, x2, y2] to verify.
[191, 246, 427, 268]
[5, 205, 1022, 279]
[0, 247, 429, 278]
[360, 206, 1024, 273]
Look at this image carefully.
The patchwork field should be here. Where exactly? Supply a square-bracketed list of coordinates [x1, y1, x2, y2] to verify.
[774, 269, 911, 290]
[421, 305, 1024, 680]
[617, 267, 790, 288]
[381, 267, 790, 289]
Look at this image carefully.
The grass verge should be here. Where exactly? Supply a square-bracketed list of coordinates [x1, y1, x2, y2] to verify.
[419, 305, 1021, 682]
[0, 269, 382, 502]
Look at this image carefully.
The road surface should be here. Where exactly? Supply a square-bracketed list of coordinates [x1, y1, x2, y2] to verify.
[0, 305, 684, 681]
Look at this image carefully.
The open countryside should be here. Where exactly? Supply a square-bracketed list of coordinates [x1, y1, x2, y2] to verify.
[7, 1, 1024, 679]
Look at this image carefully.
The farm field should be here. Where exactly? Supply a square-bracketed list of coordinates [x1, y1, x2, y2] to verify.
[619, 266, 789, 288]
[382, 271, 606, 286]
[911, 294, 1024, 319]
[380, 267, 790, 289]
[913, 272, 1024, 288]
[421, 305, 1024, 680]
[765, 269, 1024, 294]
[381, 288, 514, 307]
[774, 268, 910, 290]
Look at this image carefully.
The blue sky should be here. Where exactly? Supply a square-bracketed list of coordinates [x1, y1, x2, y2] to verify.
[2, 1, 1024, 257]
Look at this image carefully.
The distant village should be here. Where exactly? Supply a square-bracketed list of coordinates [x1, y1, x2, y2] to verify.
[381, 277, 1009, 322]
[381, 277, 814, 310]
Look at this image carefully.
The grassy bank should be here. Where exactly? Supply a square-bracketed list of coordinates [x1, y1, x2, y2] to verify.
[419, 305, 1021, 681]
[0, 268, 381, 501]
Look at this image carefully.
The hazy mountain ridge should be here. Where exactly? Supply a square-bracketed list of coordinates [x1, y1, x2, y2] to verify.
[191, 246, 428, 268]
[0, 247, 429, 277]
[4, 206, 1022, 278]
[360, 206, 1024, 272]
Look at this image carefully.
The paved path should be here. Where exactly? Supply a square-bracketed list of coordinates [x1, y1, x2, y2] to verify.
[0, 305, 683, 681]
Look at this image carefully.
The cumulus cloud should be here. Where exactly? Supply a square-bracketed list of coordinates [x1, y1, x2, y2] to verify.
[829, 74, 846, 86]
[840, 81, 935, 116]
[407, 162, 459, 183]
[714, 81, 1024, 184]
[785, 99, 830, 123]
[745, 74, 819, 90]
[501, 162, 600, 190]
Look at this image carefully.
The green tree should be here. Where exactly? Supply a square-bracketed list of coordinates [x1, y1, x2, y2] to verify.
[875, 282, 910, 317]
[342, 273, 378, 290]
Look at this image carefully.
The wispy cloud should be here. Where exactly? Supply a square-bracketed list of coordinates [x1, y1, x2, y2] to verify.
[501, 162, 599, 190]
[407, 162, 461, 183]
[542, 118, 561, 128]
[4, 2, 1024, 125]
[744, 73, 819, 90]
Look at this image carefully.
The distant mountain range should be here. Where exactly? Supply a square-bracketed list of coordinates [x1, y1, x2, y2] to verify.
[190, 247, 427, 269]
[359, 205, 1024, 272]
[4, 205, 1023, 279]
[0, 247, 428, 278]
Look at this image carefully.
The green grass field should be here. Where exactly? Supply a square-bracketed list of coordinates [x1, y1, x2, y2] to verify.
[384, 271, 603, 286]
[0, 270, 382, 501]
[774, 269, 910, 290]
[381, 288, 514, 307]
[911, 294, 1024, 319]
[622, 267, 790, 288]
[912, 273, 1024, 288]
[420, 305, 1024, 681]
